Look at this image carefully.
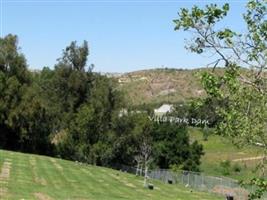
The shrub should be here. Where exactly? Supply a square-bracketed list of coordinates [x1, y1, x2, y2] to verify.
[220, 160, 231, 176]
[232, 163, 242, 173]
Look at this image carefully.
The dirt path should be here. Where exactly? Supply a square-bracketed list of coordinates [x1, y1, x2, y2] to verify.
[232, 156, 265, 162]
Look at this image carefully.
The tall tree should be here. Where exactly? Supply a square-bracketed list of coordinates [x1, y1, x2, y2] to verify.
[152, 123, 204, 171]
[58, 40, 90, 72]
[0, 34, 31, 149]
[174, 0, 267, 198]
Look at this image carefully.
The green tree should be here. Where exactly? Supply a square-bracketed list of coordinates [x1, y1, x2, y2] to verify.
[58, 40, 90, 72]
[54, 72, 124, 164]
[111, 112, 152, 166]
[0, 34, 31, 150]
[40, 41, 95, 151]
[152, 123, 204, 171]
[174, 0, 266, 198]
[0, 35, 53, 154]
[11, 84, 54, 154]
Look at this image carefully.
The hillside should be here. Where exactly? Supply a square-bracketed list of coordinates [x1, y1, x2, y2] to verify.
[189, 128, 264, 180]
[115, 67, 266, 105]
[0, 150, 223, 200]
[114, 67, 266, 180]
[115, 68, 208, 105]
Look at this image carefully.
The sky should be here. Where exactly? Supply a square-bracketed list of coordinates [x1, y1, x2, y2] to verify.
[1, 0, 248, 73]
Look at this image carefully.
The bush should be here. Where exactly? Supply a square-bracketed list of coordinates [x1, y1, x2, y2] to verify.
[220, 160, 231, 176]
[232, 163, 242, 173]
[202, 128, 210, 141]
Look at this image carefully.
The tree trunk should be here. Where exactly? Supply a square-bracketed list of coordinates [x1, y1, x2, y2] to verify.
[143, 164, 148, 187]
[136, 162, 140, 176]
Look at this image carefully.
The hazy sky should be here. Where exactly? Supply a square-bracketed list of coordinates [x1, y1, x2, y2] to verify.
[1, 0, 248, 72]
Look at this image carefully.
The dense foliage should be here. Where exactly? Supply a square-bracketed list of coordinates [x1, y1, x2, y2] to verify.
[0, 34, 204, 172]
[174, 0, 266, 198]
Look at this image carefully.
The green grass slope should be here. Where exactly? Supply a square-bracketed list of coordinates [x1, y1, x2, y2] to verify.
[189, 128, 264, 180]
[0, 150, 223, 200]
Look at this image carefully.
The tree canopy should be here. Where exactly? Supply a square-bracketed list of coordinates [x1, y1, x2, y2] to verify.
[0, 34, 204, 174]
[174, 0, 266, 198]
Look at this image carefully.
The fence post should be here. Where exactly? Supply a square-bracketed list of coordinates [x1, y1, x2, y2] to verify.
[202, 174, 204, 187]
[188, 172, 190, 186]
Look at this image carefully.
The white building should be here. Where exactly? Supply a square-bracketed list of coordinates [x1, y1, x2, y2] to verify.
[154, 104, 174, 116]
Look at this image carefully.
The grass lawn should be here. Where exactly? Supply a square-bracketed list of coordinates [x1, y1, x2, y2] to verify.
[0, 149, 223, 200]
[189, 127, 264, 180]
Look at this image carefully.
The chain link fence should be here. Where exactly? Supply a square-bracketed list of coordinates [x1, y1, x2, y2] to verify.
[147, 169, 249, 200]
[111, 164, 267, 200]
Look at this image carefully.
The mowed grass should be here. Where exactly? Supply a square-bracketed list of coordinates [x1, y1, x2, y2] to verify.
[189, 127, 264, 180]
[0, 150, 223, 200]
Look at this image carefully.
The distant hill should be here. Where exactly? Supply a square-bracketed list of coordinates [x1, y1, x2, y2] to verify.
[114, 68, 210, 105]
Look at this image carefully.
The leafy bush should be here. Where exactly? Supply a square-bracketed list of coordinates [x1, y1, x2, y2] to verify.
[202, 127, 210, 141]
[220, 160, 231, 176]
[232, 163, 242, 173]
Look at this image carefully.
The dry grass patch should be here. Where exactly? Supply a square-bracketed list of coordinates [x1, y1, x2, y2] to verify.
[0, 160, 11, 180]
[34, 192, 54, 200]
[29, 157, 47, 186]
[0, 160, 12, 199]
[81, 168, 93, 176]
[124, 182, 136, 188]
[50, 158, 63, 171]
[0, 188, 8, 199]
[212, 186, 249, 200]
